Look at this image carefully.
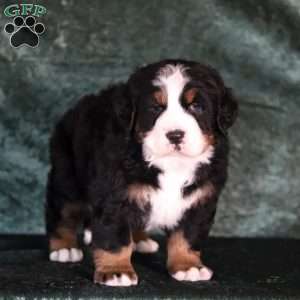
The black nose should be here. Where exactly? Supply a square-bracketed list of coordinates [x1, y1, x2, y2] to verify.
[166, 130, 185, 145]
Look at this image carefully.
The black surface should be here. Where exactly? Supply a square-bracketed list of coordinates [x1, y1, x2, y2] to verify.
[0, 235, 299, 299]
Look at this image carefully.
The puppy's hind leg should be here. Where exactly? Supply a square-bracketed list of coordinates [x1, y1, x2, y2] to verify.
[46, 182, 84, 263]
[46, 123, 84, 263]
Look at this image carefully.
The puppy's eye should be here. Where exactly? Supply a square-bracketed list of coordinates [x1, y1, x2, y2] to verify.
[189, 102, 204, 113]
[150, 105, 164, 113]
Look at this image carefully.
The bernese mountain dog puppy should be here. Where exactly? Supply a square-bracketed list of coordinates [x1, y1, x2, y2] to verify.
[45, 59, 238, 286]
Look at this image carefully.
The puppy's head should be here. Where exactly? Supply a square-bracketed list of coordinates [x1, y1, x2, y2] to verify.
[128, 60, 238, 162]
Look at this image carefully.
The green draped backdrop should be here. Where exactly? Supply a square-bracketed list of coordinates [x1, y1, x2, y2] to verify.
[0, 0, 299, 237]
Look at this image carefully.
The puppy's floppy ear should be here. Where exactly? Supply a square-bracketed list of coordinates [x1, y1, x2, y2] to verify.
[121, 84, 135, 132]
[126, 72, 140, 132]
[108, 83, 136, 132]
[129, 104, 136, 131]
[126, 66, 149, 132]
[217, 87, 238, 134]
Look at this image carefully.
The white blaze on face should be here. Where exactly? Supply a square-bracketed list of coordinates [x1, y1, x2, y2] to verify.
[143, 64, 213, 164]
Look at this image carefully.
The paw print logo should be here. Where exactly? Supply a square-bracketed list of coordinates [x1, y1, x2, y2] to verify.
[4, 16, 45, 48]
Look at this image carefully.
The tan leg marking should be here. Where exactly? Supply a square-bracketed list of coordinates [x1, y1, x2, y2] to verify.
[49, 202, 84, 250]
[49, 203, 84, 263]
[93, 242, 138, 286]
[167, 231, 213, 281]
[167, 231, 201, 273]
[127, 183, 155, 208]
[49, 227, 78, 251]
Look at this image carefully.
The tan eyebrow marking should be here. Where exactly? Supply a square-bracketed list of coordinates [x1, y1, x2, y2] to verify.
[184, 88, 198, 104]
[153, 88, 167, 106]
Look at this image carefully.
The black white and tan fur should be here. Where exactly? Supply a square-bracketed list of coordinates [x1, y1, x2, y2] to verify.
[45, 59, 238, 286]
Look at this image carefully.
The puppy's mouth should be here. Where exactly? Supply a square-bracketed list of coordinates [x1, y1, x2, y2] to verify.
[142, 130, 215, 162]
[169, 135, 214, 157]
[173, 144, 182, 152]
[168, 144, 192, 157]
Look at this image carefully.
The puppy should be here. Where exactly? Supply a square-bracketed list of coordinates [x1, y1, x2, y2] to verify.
[45, 59, 238, 286]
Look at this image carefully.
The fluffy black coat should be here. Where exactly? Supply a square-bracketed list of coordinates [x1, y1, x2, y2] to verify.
[45, 59, 238, 284]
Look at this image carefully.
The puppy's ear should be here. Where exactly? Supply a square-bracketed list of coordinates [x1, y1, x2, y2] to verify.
[126, 67, 146, 132]
[129, 106, 136, 131]
[126, 74, 139, 132]
[217, 87, 238, 134]
[108, 84, 135, 132]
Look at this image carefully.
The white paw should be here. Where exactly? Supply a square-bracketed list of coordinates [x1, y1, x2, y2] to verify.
[49, 248, 83, 263]
[103, 274, 138, 287]
[172, 266, 213, 282]
[134, 238, 159, 253]
[83, 229, 92, 245]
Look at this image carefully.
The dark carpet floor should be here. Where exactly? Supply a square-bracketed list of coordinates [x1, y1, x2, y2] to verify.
[0, 235, 299, 299]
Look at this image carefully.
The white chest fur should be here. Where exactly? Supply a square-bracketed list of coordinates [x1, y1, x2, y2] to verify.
[145, 155, 203, 231]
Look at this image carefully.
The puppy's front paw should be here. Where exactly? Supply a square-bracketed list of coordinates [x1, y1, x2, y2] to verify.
[134, 238, 159, 253]
[94, 270, 138, 287]
[49, 248, 83, 263]
[171, 266, 213, 282]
